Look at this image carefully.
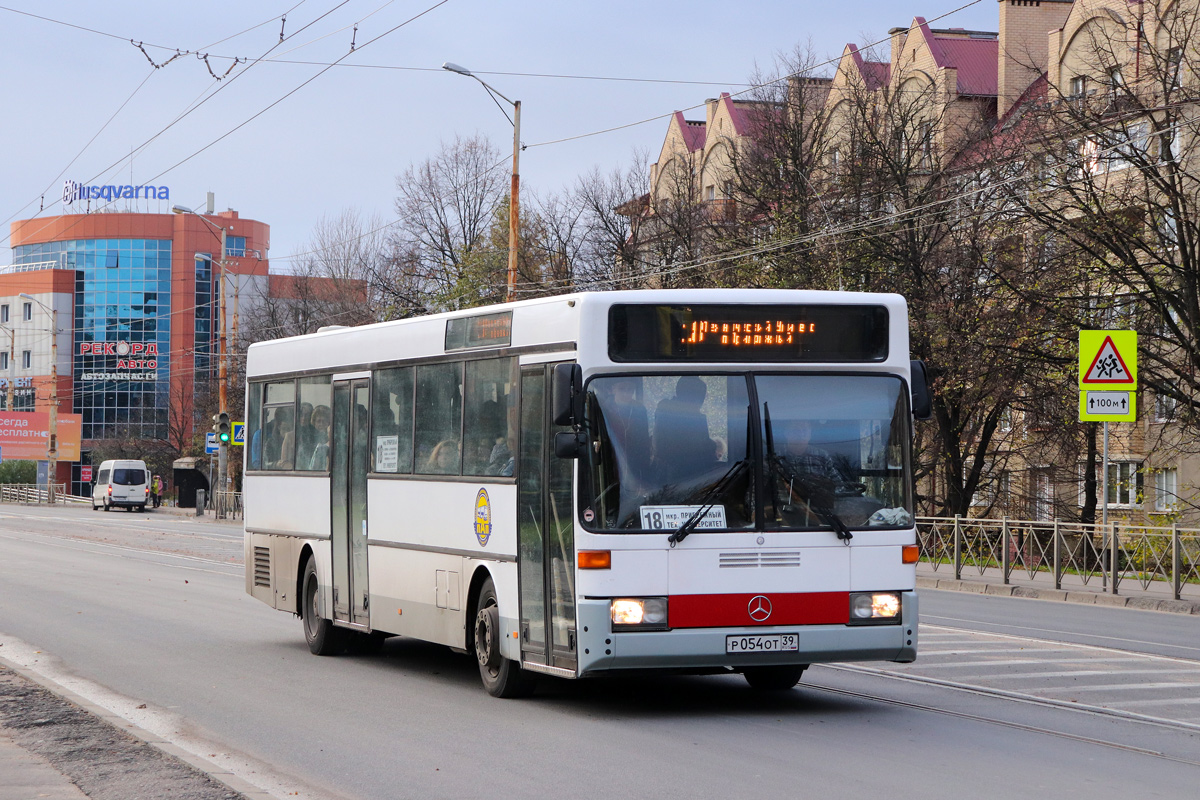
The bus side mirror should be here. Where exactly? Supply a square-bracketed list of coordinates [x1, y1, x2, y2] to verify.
[910, 360, 932, 420]
[552, 363, 584, 427]
[554, 431, 587, 459]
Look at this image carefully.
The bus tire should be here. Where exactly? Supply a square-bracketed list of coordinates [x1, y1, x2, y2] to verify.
[302, 558, 346, 656]
[742, 665, 806, 691]
[473, 578, 535, 698]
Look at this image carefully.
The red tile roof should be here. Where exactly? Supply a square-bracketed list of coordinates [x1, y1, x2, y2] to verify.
[914, 16, 999, 97]
[675, 112, 707, 152]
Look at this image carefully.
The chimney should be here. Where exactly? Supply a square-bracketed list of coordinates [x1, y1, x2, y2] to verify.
[705, 98, 719, 130]
[998, 0, 1074, 117]
[889, 26, 909, 79]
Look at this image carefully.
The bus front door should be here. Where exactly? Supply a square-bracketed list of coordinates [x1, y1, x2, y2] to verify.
[517, 364, 577, 673]
[331, 378, 371, 628]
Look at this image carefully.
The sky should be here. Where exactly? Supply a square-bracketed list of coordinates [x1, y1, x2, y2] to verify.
[0, 0, 1001, 266]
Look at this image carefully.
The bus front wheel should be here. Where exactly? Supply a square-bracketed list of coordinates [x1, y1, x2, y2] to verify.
[302, 559, 346, 656]
[473, 578, 535, 698]
[742, 665, 806, 691]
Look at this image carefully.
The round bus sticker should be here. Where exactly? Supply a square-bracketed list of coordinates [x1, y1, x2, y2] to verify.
[474, 488, 492, 546]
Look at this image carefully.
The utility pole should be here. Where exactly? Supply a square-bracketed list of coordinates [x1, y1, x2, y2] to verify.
[217, 226, 229, 496]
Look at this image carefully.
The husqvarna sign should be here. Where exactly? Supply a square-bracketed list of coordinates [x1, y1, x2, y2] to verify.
[63, 179, 169, 205]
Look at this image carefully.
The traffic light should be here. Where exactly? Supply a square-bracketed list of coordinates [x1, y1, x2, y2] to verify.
[215, 412, 231, 444]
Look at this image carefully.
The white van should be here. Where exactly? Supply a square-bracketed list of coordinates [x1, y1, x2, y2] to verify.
[92, 460, 151, 512]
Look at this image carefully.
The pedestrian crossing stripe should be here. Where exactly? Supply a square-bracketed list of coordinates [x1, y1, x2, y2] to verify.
[1082, 335, 1134, 384]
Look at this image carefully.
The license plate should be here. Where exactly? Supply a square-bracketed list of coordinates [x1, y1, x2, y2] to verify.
[726, 633, 799, 653]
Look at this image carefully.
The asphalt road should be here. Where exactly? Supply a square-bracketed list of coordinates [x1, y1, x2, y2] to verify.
[1, 505, 1197, 799]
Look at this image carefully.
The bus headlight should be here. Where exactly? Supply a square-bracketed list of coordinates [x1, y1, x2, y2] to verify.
[611, 598, 668, 630]
[848, 592, 902, 624]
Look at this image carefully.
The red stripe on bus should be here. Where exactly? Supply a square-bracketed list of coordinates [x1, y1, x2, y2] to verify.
[668, 592, 849, 628]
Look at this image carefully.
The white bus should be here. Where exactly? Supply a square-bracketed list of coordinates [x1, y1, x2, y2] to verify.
[244, 289, 928, 696]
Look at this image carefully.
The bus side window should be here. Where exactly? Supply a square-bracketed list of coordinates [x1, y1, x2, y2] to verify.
[464, 357, 516, 477]
[295, 376, 332, 471]
[262, 380, 297, 470]
[246, 383, 263, 470]
[372, 367, 414, 474]
[415, 362, 463, 476]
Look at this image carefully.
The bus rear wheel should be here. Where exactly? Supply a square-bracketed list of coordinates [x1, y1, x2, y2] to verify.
[473, 578, 534, 698]
[302, 558, 346, 656]
[742, 665, 806, 691]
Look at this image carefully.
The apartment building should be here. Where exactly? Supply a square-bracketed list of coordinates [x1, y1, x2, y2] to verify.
[626, 0, 1199, 525]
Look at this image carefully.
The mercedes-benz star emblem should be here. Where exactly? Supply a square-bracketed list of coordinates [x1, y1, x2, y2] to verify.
[747, 595, 772, 622]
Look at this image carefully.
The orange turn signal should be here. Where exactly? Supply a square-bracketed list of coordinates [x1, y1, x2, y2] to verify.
[902, 545, 920, 564]
[578, 550, 612, 570]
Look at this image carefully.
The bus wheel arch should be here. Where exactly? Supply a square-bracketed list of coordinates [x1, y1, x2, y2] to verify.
[464, 566, 496, 653]
[301, 551, 346, 655]
[295, 545, 317, 617]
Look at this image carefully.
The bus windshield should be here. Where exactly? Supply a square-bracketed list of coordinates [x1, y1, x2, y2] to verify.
[582, 374, 912, 533]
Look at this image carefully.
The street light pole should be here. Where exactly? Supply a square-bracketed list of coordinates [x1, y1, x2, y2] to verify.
[19, 294, 57, 502]
[173, 206, 230, 496]
[442, 62, 521, 302]
[0, 325, 14, 411]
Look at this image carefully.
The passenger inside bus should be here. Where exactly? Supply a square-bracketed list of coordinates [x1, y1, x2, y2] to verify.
[652, 376, 715, 481]
[427, 439, 461, 474]
[307, 405, 332, 470]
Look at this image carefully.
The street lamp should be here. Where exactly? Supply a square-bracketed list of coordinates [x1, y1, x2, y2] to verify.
[443, 61, 521, 302]
[173, 205, 231, 496]
[18, 292, 57, 502]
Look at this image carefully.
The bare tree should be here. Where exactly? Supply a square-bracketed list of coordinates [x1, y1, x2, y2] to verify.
[392, 134, 509, 309]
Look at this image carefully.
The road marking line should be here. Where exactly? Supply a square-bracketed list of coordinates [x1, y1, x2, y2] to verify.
[898, 656, 1153, 669]
[951, 668, 1200, 680]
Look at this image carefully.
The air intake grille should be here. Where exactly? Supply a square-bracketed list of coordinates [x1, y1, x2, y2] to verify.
[720, 551, 801, 568]
[253, 546, 271, 587]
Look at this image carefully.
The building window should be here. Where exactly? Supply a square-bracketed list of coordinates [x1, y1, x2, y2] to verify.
[0, 352, 7, 370]
[21, 350, 31, 369]
[1155, 390, 1178, 422]
[225, 236, 246, 258]
[1168, 47, 1183, 90]
[1068, 75, 1086, 101]
[22, 303, 32, 321]
[1107, 461, 1143, 506]
[0, 305, 7, 323]
[1154, 468, 1178, 512]
[705, 185, 715, 202]
[1032, 468, 1054, 521]
[1108, 66, 1123, 99]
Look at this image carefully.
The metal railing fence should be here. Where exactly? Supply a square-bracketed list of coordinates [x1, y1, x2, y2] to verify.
[0, 483, 68, 505]
[213, 490, 243, 520]
[917, 516, 1200, 600]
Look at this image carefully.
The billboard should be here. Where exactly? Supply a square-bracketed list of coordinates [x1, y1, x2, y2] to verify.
[0, 412, 83, 460]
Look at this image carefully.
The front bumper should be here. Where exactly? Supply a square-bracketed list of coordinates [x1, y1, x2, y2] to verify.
[576, 591, 917, 676]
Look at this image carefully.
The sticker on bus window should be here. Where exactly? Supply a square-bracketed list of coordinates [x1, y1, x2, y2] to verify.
[639, 505, 727, 531]
[375, 435, 399, 472]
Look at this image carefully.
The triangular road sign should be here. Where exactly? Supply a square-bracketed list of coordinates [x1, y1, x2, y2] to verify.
[1082, 335, 1134, 384]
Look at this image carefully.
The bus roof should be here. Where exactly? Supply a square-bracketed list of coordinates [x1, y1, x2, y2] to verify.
[246, 288, 909, 379]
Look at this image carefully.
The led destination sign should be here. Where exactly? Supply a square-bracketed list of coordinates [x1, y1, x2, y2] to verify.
[608, 304, 889, 362]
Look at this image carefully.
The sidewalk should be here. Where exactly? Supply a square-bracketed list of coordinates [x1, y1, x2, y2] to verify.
[917, 562, 1200, 614]
[0, 659, 261, 800]
[0, 735, 87, 800]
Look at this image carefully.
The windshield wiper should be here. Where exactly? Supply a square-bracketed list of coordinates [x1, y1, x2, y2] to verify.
[764, 402, 853, 542]
[667, 458, 750, 547]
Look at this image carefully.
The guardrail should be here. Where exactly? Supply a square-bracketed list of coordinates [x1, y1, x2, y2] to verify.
[213, 490, 242, 520]
[0, 483, 68, 504]
[917, 516, 1200, 600]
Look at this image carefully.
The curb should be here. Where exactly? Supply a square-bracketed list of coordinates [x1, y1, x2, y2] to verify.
[0, 653, 273, 800]
[916, 576, 1200, 615]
